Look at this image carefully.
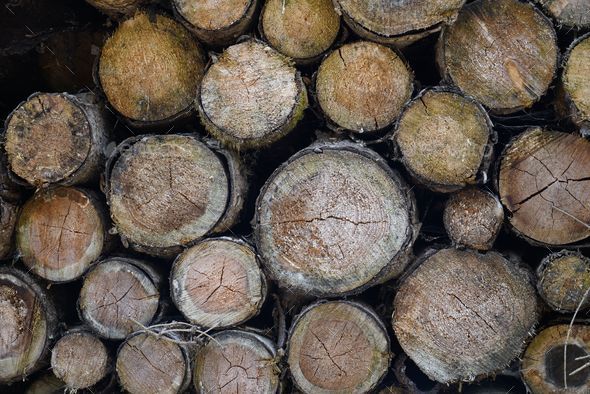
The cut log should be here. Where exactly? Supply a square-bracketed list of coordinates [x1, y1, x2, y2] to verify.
[535, 0, 590, 28]
[0, 267, 57, 384]
[393, 88, 493, 192]
[537, 250, 590, 313]
[25, 372, 65, 394]
[98, 12, 205, 125]
[437, 0, 558, 114]
[521, 324, 590, 393]
[193, 330, 280, 393]
[85, 0, 145, 15]
[4, 92, 110, 187]
[78, 257, 161, 340]
[316, 41, 413, 135]
[287, 300, 391, 393]
[170, 237, 266, 329]
[116, 331, 192, 394]
[260, 0, 340, 64]
[393, 248, 538, 383]
[50, 328, 110, 390]
[255, 141, 418, 297]
[16, 187, 109, 282]
[334, 0, 466, 47]
[198, 39, 308, 150]
[498, 127, 590, 245]
[0, 198, 19, 260]
[106, 135, 230, 257]
[173, 0, 259, 47]
[562, 33, 590, 134]
[443, 188, 504, 250]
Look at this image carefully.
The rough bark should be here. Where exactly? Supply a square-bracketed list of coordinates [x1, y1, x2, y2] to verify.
[393, 248, 538, 383]
[498, 127, 590, 246]
[535, 0, 590, 28]
[198, 39, 308, 150]
[16, 187, 109, 282]
[437, 0, 558, 114]
[260, 0, 340, 64]
[4, 92, 110, 188]
[78, 257, 161, 340]
[255, 141, 418, 297]
[0, 197, 19, 260]
[521, 324, 590, 393]
[562, 33, 590, 135]
[392, 88, 494, 192]
[287, 300, 391, 393]
[0, 267, 57, 384]
[170, 237, 267, 329]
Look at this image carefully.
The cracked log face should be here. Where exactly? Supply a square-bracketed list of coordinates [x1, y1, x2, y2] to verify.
[535, 0, 590, 28]
[0, 268, 56, 384]
[198, 40, 308, 149]
[537, 250, 590, 312]
[173, 0, 257, 46]
[316, 41, 413, 135]
[563, 34, 590, 131]
[4, 92, 109, 187]
[438, 0, 558, 114]
[393, 248, 538, 383]
[255, 142, 417, 296]
[116, 331, 191, 394]
[287, 301, 390, 393]
[16, 187, 107, 282]
[521, 324, 590, 393]
[193, 330, 279, 394]
[78, 257, 160, 340]
[335, 0, 465, 46]
[98, 12, 205, 123]
[261, 0, 340, 63]
[108, 135, 229, 257]
[498, 128, 590, 245]
[443, 188, 504, 250]
[0, 198, 19, 260]
[393, 89, 492, 192]
[50, 330, 109, 390]
[170, 237, 266, 329]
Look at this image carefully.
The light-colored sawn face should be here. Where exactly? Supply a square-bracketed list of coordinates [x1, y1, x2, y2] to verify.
[564, 36, 590, 123]
[175, 0, 252, 31]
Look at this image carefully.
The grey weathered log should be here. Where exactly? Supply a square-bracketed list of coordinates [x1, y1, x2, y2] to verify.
[535, 0, 590, 28]
[562, 33, 590, 135]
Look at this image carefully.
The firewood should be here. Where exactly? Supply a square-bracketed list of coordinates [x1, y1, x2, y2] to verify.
[85, 0, 145, 15]
[562, 33, 590, 134]
[535, 0, 590, 28]
[0, 197, 19, 260]
[25, 372, 65, 394]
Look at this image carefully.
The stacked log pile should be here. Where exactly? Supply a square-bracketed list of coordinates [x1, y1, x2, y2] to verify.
[1, 0, 590, 393]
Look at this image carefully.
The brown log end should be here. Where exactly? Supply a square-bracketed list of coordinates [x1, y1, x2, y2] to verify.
[393, 248, 538, 383]
[198, 39, 308, 150]
[98, 12, 205, 123]
[85, 0, 144, 15]
[17, 187, 107, 282]
[438, 0, 558, 114]
[535, 0, 590, 28]
[537, 250, 590, 312]
[316, 41, 413, 134]
[498, 127, 590, 245]
[521, 324, 590, 393]
[0, 197, 19, 260]
[255, 141, 417, 296]
[563, 34, 590, 131]
[393, 88, 493, 192]
[443, 188, 504, 250]
[287, 301, 391, 393]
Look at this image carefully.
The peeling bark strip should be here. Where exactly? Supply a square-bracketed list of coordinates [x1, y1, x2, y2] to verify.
[85, 0, 145, 15]
[16, 187, 108, 283]
[116, 331, 192, 394]
[107, 135, 229, 257]
[537, 250, 590, 313]
[173, 0, 258, 47]
[521, 325, 590, 393]
[193, 330, 280, 394]
[78, 257, 160, 340]
[535, 0, 590, 28]
[170, 237, 267, 329]
[0, 198, 19, 260]
[260, 0, 340, 64]
[393, 248, 538, 384]
[393, 88, 493, 192]
[443, 188, 504, 250]
[255, 141, 418, 297]
[563, 34, 590, 133]
[4, 92, 110, 188]
[498, 128, 590, 245]
[0, 268, 57, 384]
[287, 300, 391, 393]
[316, 41, 413, 135]
[50, 328, 110, 390]
[437, 0, 558, 114]
[198, 39, 308, 150]
[98, 12, 205, 125]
